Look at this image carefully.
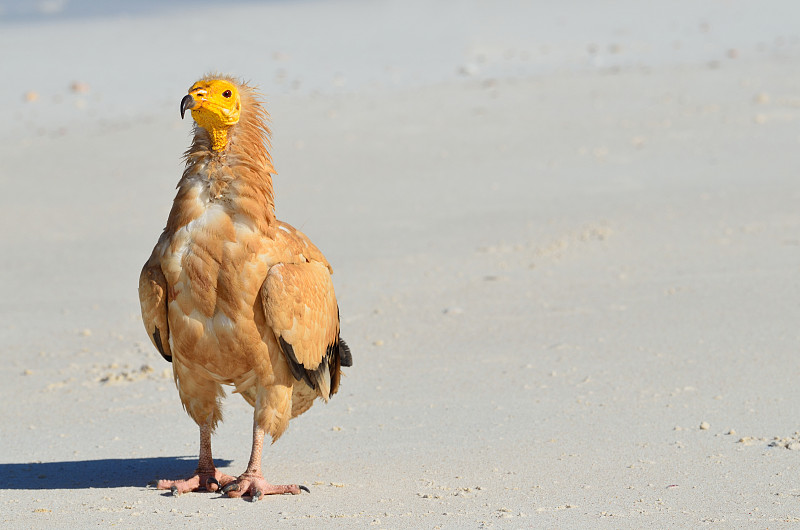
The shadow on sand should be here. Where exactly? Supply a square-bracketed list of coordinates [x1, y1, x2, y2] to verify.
[0, 456, 233, 489]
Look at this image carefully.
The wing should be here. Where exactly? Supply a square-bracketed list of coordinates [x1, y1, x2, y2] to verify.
[139, 257, 172, 362]
[261, 260, 350, 400]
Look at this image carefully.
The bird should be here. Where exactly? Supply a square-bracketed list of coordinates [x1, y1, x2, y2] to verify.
[138, 74, 352, 500]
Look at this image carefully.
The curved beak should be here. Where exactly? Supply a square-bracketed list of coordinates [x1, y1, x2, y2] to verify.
[180, 94, 196, 119]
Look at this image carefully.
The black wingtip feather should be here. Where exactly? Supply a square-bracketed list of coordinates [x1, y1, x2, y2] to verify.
[153, 328, 171, 362]
[279, 336, 316, 388]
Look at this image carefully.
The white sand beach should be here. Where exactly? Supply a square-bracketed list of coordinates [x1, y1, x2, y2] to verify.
[1, 0, 800, 527]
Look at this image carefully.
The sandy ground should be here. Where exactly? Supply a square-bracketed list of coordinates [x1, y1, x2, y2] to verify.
[2, 1, 800, 527]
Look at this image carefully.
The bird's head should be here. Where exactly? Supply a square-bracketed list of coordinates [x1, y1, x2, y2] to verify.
[180, 78, 242, 151]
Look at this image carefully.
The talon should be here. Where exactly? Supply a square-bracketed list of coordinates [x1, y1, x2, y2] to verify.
[206, 477, 220, 491]
[170, 485, 180, 497]
[251, 489, 263, 502]
[299, 485, 310, 494]
[222, 482, 240, 494]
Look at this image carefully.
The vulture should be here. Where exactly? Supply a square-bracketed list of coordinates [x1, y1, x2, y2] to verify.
[139, 75, 352, 500]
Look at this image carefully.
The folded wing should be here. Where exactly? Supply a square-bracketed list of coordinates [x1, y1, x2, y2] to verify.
[261, 261, 350, 400]
[139, 259, 172, 362]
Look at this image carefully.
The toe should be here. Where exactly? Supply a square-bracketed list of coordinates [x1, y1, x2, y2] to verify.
[206, 477, 220, 492]
[158, 475, 200, 494]
[221, 482, 239, 494]
[223, 480, 246, 498]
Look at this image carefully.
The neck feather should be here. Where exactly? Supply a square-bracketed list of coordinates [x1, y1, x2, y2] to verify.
[168, 88, 277, 234]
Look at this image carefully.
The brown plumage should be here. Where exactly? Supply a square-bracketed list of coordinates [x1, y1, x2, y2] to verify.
[139, 75, 351, 499]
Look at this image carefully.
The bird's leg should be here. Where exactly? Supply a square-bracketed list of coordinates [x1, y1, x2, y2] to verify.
[222, 423, 307, 501]
[155, 420, 235, 495]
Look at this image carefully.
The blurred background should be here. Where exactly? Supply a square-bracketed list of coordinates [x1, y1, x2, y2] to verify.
[3, 0, 800, 130]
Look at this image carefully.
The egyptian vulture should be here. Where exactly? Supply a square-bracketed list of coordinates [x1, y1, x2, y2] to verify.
[139, 75, 352, 500]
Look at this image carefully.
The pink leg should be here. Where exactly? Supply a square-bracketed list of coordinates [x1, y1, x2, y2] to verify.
[154, 421, 235, 495]
[222, 424, 308, 501]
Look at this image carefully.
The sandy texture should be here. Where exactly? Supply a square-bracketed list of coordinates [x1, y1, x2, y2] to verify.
[2, 1, 800, 527]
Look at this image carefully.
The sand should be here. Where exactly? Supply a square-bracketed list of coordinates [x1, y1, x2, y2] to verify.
[2, 0, 800, 527]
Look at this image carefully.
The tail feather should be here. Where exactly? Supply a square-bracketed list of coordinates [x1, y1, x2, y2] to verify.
[338, 338, 353, 367]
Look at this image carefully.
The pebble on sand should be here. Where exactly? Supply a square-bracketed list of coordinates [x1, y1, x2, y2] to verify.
[70, 81, 91, 94]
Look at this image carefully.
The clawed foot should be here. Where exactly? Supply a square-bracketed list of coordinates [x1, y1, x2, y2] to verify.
[151, 468, 235, 496]
[221, 472, 309, 501]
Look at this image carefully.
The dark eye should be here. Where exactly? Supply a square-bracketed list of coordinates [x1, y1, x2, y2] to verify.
[222, 90, 232, 98]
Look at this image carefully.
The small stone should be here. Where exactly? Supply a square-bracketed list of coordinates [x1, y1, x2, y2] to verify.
[458, 63, 480, 76]
[754, 92, 770, 104]
[24, 91, 39, 102]
[81, 329, 92, 337]
[700, 422, 710, 430]
[70, 81, 91, 93]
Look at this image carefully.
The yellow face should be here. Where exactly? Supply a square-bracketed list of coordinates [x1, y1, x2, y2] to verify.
[182, 79, 242, 135]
